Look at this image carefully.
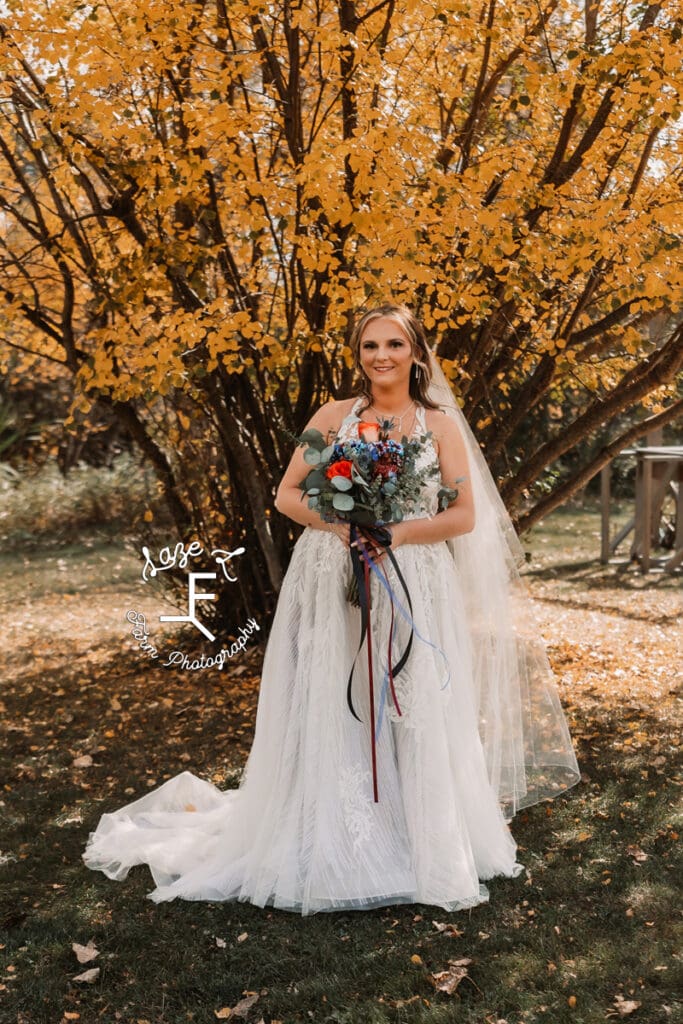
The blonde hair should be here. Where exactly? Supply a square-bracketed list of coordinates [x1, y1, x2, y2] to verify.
[349, 303, 440, 413]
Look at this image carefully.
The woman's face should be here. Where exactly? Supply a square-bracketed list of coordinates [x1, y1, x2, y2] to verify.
[358, 316, 414, 391]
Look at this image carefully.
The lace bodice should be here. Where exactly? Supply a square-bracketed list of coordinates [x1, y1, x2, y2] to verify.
[335, 397, 442, 520]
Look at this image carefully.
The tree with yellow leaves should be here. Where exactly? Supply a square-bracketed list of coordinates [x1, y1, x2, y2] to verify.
[0, 0, 681, 624]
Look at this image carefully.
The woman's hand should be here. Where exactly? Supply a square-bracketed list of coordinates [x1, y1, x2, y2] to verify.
[327, 521, 386, 566]
[327, 521, 352, 547]
[351, 527, 386, 566]
[387, 521, 410, 550]
[327, 520, 411, 565]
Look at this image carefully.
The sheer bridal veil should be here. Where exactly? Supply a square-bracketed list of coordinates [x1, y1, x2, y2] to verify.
[425, 349, 580, 817]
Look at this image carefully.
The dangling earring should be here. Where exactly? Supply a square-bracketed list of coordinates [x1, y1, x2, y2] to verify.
[413, 363, 422, 383]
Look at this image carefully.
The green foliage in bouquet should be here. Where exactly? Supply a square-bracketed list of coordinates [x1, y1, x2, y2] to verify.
[284, 423, 461, 528]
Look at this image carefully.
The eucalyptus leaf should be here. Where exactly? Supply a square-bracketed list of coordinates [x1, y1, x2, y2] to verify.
[299, 428, 327, 449]
[351, 466, 371, 490]
[305, 469, 327, 490]
[303, 448, 321, 465]
[331, 475, 352, 491]
[332, 493, 355, 512]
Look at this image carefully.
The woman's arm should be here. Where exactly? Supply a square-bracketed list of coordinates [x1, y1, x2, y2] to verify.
[274, 401, 340, 531]
[391, 412, 475, 547]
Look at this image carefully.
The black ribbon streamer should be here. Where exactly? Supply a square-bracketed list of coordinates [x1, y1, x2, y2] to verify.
[345, 523, 415, 725]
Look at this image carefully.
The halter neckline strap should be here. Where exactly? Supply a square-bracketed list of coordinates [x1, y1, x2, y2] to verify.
[351, 397, 423, 417]
[346, 397, 426, 439]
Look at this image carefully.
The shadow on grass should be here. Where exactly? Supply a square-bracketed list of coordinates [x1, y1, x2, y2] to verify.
[525, 560, 679, 587]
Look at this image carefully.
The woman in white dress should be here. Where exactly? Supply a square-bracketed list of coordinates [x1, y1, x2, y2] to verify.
[82, 302, 580, 916]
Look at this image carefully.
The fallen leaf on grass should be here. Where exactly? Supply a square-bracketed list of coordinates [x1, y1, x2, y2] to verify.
[72, 941, 99, 964]
[377, 994, 421, 1008]
[215, 993, 260, 1020]
[236, 931, 248, 942]
[607, 994, 641, 1016]
[625, 845, 648, 863]
[432, 920, 464, 937]
[215, 936, 226, 948]
[428, 957, 473, 995]
[72, 755, 92, 768]
[72, 967, 100, 984]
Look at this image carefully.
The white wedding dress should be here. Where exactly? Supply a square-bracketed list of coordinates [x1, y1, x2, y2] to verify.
[82, 400, 525, 915]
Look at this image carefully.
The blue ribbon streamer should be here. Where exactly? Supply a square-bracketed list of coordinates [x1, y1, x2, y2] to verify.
[353, 534, 451, 742]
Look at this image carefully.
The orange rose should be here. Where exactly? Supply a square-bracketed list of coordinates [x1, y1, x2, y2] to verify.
[358, 420, 380, 443]
[325, 459, 353, 479]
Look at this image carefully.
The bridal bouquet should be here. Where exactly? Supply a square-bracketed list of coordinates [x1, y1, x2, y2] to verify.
[288, 416, 459, 605]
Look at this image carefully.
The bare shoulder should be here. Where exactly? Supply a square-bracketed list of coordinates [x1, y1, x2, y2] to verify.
[333, 396, 360, 417]
[423, 406, 463, 455]
[309, 397, 358, 440]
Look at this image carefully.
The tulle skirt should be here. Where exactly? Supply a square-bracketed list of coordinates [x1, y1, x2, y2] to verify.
[82, 527, 523, 915]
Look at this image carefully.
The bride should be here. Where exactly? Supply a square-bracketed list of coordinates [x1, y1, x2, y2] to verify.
[82, 302, 580, 915]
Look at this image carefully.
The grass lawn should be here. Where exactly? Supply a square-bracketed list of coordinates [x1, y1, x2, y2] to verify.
[1, 506, 680, 1024]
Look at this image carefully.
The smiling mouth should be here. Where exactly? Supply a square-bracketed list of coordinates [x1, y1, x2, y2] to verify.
[374, 366, 394, 371]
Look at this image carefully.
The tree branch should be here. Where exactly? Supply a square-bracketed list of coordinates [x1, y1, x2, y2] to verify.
[502, 322, 683, 506]
[516, 396, 683, 532]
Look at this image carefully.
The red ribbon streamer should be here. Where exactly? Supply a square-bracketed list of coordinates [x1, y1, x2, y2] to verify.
[363, 554, 378, 802]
